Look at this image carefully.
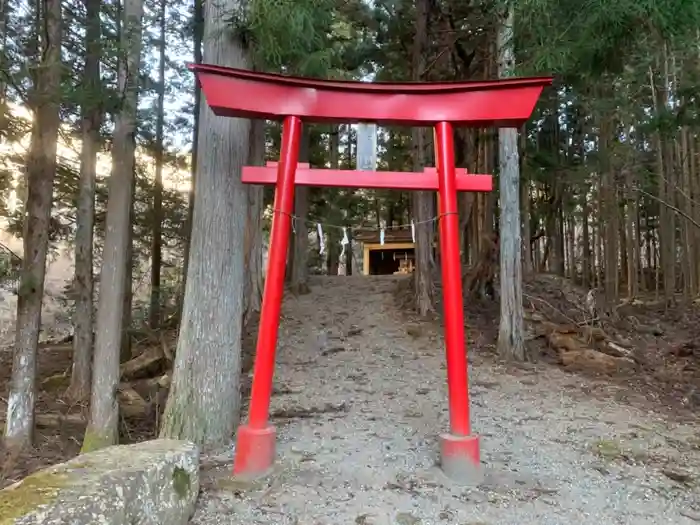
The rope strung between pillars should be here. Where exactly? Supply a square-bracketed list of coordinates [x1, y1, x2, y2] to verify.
[268, 209, 458, 256]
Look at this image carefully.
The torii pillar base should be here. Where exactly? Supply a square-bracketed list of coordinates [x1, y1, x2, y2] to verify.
[439, 433, 482, 485]
[232, 425, 276, 479]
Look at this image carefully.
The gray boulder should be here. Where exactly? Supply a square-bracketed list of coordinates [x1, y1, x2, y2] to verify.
[0, 439, 200, 524]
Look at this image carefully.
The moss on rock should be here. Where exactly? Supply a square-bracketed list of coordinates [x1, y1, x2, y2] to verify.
[172, 467, 191, 499]
[0, 471, 71, 525]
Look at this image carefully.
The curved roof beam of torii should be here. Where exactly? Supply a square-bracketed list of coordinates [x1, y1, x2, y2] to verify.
[190, 63, 553, 127]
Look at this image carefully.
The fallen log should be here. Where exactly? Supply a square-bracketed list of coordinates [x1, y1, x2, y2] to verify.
[547, 332, 585, 353]
[120, 345, 165, 380]
[35, 413, 85, 428]
[129, 374, 171, 401]
[581, 325, 608, 343]
[559, 348, 634, 375]
[605, 341, 634, 359]
[117, 385, 151, 419]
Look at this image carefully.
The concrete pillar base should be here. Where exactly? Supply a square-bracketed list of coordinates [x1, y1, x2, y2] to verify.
[232, 425, 276, 479]
[439, 432, 482, 485]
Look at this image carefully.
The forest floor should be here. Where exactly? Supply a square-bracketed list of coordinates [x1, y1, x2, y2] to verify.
[0, 273, 698, 524]
[193, 275, 700, 525]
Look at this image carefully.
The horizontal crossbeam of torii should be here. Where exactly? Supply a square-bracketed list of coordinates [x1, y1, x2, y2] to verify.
[244, 163, 493, 192]
[190, 62, 552, 483]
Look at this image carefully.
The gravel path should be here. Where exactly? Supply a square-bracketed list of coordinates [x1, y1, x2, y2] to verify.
[193, 276, 700, 525]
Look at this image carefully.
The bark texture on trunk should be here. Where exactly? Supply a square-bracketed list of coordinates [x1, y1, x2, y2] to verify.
[5, 0, 62, 451]
[412, 0, 434, 316]
[159, 0, 250, 446]
[289, 132, 311, 294]
[599, 108, 619, 312]
[496, 4, 526, 361]
[149, 0, 167, 329]
[83, 0, 144, 452]
[0, 0, 9, 132]
[68, 0, 101, 403]
[243, 118, 265, 326]
[519, 129, 532, 276]
[290, 187, 310, 294]
[179, 0, 203, 321]
[120, 173, 136, 363]
[651, 50, 675, 304]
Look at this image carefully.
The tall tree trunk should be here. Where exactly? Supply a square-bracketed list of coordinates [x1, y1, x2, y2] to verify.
[179, 0, 203, 320]
[159, 0, 250, 445]
[662, 44, 677, 300]
[120, 172, 136, 362]
[0, 0, 9, 135]
[692, 133, 700, 292]
[618, 192, 627, 290]
[650, 57, 675, 304]
[4, 0, 62, 452]
[519, 128, 532, 276]
[149, 0, 166, 328]
[289, 133, 310, 294]
[482, 134, 496, 246]
[624, 168, 638, 299]
[67, 0, 101, 403]
[566, 217, 576, 281]
[541, 98, 564, 275]
[412, 0, 434, 316]
[327, 127, 343, 276]
[83, 0, 144, 452]
[327, 229, 339, 275]
[290, 188, 310, 292]
[345, 226, 353, 275]
[679, 124, 694, 298]
[330, 126, 340, 170]
[555, 187, 566, 275]
[496, 3, 525, 361]
[457, 129, 476, 264]
[243, 118, 265, 326]
[581, 191, 591, 289]
[600, 115, 619, 310]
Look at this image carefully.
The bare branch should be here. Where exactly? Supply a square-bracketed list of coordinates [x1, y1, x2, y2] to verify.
[634, 186, 700, 230]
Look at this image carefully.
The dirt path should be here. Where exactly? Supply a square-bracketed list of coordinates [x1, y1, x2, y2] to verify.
[193, 276, 700, 525]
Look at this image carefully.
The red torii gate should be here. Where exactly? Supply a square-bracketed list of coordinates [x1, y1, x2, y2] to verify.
[191, 63, 552, 481]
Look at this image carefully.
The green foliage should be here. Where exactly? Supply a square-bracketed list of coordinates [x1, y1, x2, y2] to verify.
[516, 0, 700, 77]
[229, 0, 335, 75]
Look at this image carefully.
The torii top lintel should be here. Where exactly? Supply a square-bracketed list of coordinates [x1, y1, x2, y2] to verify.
[190, 63, 552, 127]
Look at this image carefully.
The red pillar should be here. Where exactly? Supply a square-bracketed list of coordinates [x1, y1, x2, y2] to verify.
[233, 115, 302, 478]
[433, 121, 481, 482]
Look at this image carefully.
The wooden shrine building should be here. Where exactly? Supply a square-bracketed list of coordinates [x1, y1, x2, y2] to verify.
[354, 228, 418, 275]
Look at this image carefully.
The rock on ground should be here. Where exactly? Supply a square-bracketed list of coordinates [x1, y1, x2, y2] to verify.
[0, 439, 199, 525]
[194, 276, 700, 525]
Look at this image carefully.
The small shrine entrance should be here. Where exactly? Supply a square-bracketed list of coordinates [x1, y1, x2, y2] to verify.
[355, 228, 417, 275]
[191, 63, 551, 481]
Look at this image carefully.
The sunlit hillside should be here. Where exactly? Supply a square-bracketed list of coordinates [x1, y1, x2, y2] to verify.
[0, 102, 194, 315]
[0, 102, 192, 217]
